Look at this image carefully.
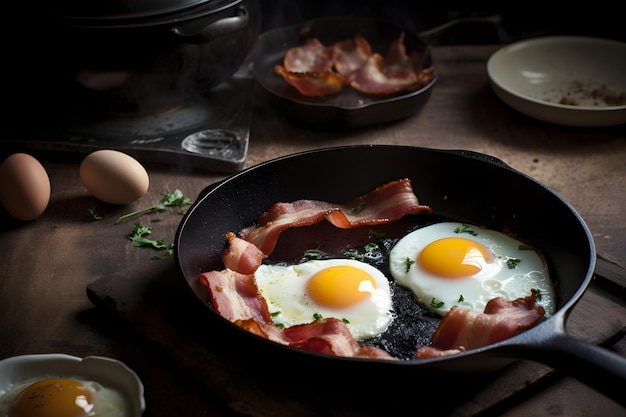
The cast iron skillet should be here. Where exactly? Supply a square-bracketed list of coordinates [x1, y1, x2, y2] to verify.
[250, 17, 437, 128]
[175, 145, 626, 405]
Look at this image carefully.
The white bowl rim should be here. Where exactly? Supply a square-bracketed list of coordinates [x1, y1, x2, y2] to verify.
[0, 353, 146, 416]
[487, 35, 626, 112]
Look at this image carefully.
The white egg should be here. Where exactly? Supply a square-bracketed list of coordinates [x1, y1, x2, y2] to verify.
[255, 258, 394, 340]
[389, 222, 556, 317]
[0, 376, 131, 417]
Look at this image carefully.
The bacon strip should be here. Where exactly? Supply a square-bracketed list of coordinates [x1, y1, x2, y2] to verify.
[284, 318, 396, 359]
[273, 65, 344, 97]
[238, 179, 432, 255]
[283, 38, 336, 73]
[415, 291, 546, 358]
[198, 269, 271, 324]
[333, 34, 373, 77]
[221, 232, 267, 274]
[274, 33, 435, 97]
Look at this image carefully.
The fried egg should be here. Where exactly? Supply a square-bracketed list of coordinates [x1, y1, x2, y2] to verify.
[255, 258, 394, 339]
[0, 376, 130, 417]
[389, 222, 556, 317]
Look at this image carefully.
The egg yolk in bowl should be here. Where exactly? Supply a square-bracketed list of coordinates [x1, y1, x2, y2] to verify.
[9, 378, 94, 417]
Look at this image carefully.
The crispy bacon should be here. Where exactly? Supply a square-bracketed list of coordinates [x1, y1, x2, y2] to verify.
[283, 38, 336, 73]
[333, 34, 373, 77]
[274, 65, 344, 97]
[284, 318, 396, 359]
[348, 33, 436, 95]
[348, 53, 419, 95]
[198, 269, 271, 324]
[221, 232, 267, 274]
[238, 178, 432, 255]
[274, 32, 434, 97]
[414, 291, 546, 358]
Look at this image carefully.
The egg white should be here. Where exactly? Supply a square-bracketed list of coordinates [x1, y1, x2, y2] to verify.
[255, 258, 394, 340]
[389, 222, 556, 317]
[0, 376, 130, 417]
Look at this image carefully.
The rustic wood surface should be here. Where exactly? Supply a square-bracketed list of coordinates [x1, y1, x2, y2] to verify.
[1, 44, 625, 417]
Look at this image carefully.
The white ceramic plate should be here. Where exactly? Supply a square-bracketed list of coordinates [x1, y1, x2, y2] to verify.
[487, 36, 626, 127]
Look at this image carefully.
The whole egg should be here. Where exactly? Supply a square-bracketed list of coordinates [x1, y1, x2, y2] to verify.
[0, 153, 51, 221]
[79, 150, 150, 205]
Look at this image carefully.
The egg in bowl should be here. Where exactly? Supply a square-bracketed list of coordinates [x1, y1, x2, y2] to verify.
[0, 354, 145, 417]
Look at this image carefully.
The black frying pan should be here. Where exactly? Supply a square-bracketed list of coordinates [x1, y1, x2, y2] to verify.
[250, 17, 437, 128]
[175, 145, 626, 405]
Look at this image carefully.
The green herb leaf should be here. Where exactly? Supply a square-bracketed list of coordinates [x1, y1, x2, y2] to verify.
[304, 251, 321, 259]
[151, 244, 174, 259]
[86, 208, 104, 222]
[364, 243, 379, 252]
[116, 189, 192, 224]
[506, 257, 521, 269]
[128, 223, 167, 249]
[454, 224, 478, 236]
[404, 257, 415, 273]
[343, 249, 364, 260]
[313, 313, 324, 321]
[458, 294, 465, 302]
[430, 297, 444, 308]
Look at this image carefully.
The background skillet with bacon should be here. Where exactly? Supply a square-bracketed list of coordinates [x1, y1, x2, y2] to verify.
[250, 17, 438, 128]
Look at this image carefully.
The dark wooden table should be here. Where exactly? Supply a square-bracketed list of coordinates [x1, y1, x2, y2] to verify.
[1, 44, 625, 417]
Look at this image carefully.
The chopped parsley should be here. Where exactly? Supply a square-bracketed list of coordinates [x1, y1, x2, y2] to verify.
[86, 208, 104, 222]
[271, 311, 281, 317]
[506, 257, 522, 269]
[343, 242, 379, 261]
[116, 189, 191, 224]
[127, 222, 174, 259]
[420, 307, 438, 317]
[313, 313, 324, 321]
[454, 224, 478, 236]
[364, 242, 379, 252]
[342, 318, 350, 324]
[304, 250, 321, 259]
[430, 297, 444, 309]
[458, 294, 465, 302]
[343, 248, 364, 260]
[534, 288, 542, 301]
[404, 257, 415, 273]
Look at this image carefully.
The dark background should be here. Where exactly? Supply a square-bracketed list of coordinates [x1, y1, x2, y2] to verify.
[258, 0, 625, 44]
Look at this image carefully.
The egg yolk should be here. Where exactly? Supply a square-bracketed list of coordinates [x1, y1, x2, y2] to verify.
[418, 237, 490, 278]
[9, 378, 94, 417]
[306, 265, 376, 309]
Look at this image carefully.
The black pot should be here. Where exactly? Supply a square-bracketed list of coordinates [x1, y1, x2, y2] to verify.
[31, 0, 260, 115]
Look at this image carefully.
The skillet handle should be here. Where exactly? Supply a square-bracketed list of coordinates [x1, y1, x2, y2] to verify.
[504, 319, 626, 407]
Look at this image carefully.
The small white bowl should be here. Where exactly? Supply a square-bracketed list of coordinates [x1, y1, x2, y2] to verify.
[0, 353, 145, 416]
[487, 36, 626, 127]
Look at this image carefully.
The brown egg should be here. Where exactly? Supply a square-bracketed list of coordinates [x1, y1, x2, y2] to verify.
[0, 153, 51, 221]
[80, 150, 149, 205]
